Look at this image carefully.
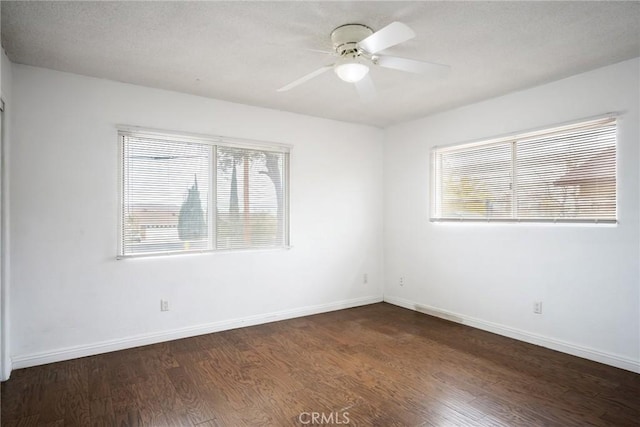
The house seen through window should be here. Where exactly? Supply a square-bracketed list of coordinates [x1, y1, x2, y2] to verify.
[431, 117, 617, 223]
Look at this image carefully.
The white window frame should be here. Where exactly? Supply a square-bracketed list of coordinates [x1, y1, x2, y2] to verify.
[430, 115, 618, 224]
[117, 126, 291, 258]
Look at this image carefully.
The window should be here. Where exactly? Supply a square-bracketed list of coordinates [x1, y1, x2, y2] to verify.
[431, 117, 617, 223]
[120, 129, 289, 257]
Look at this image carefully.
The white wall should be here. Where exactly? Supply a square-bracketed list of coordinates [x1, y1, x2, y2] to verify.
[1, 49, 13, 380]
[9, 65, 384, 367]
[384, 58, 640, 372]
[7, 58, 639, 375]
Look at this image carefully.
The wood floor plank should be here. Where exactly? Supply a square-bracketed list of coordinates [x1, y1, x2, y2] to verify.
[89, 396, 116, 426]
[36, 387, 67, 424]
[165, 365, 220, 425]
[63, 392, 90, 426]
[2, 303, 639, 426]
[1, 414, 41, 427]
[110, 383, 144, 427]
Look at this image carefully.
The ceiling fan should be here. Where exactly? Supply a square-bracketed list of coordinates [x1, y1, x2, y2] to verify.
[277, 22, 450, 98]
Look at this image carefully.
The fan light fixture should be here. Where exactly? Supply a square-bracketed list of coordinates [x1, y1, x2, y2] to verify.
[334, 60, 369, 83]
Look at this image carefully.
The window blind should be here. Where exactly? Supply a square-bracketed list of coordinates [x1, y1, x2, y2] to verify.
[120, 131, 289, 257]
[431, 117, 617, 223]
[216, 146, 287, 250]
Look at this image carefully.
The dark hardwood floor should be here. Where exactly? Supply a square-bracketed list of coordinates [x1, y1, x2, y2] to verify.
[2, 303, 639, 426]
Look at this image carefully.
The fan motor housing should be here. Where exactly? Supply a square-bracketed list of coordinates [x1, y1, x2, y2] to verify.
[331, 24, 373, 56]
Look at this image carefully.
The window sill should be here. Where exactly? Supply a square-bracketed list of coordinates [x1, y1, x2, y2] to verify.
[116, 245, 293, 260]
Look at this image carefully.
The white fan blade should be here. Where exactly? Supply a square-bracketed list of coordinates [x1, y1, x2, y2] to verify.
[355, 74, 377, 102]
[277, 65, 333, 92]
[376, 55, 450, 77]
[357, 22, 415, 54]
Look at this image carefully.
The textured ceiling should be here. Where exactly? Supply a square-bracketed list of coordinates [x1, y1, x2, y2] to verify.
[2, 1, 639, 128]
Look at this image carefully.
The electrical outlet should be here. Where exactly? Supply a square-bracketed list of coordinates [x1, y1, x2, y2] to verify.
[161, 299, 169, 312]
[533, 301, 542, 314]
[363, 273, 368, 284]
[399, 277, 404, 286]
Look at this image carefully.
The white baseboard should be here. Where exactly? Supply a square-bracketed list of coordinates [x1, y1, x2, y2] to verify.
[12, 295, 383, 370]
[1, 357, 12, 381]
[384, 295, 640, 374]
